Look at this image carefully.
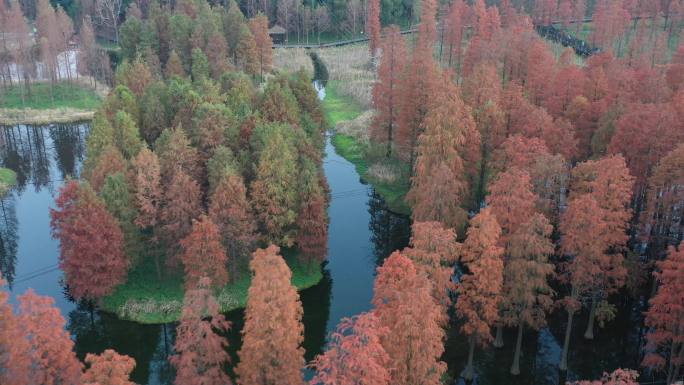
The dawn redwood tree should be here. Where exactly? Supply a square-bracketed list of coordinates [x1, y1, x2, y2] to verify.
[209, 173, 258, 278]
[403, 221, 459, 310]
[486, 168, 537, 246]
[160, 168, 202, 265]
[172, 277, 232, 385]
[366, 0, 381, 56]
[309, 312, 390, 385]
[133, 148, 162, 232]
[444, 0, 467, 71]
[50, 181, 128, 300]
[17, 290, 82, 385]
[641, 143, 684, 255]
[396, 0, 441, 162]
[642, 243, 684, 385]
[371, 25, 407, 157]
[372, 251, 446, 385]
[82, 350, 137, 385]
[456, 208, 504, 381]
[486, 167, 539, 348]
[608, 103, 683, 195]
[250, 128, 299, 246]
[85, 145, 128, 193]
[0, 279, 29, 385]
[568, 369, 639, 385]
[500, 214, 555, 375]
[157, 128, 201, 185]
[236, 245, 305, 385]
[180, 216, 229, 289]
[248, 14, 272, 79]
[296, 170, 328, 270]
[406, 79, 478, 232]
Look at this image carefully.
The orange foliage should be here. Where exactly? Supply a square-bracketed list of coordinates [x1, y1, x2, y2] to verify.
[82, 349, 137, 385]
[236, 245, 305, 385]
[180, 215, 229, 289]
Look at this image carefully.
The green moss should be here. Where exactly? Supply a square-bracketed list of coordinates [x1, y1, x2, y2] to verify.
[0, 82, 101, 110]
[101, 250, 323, 324]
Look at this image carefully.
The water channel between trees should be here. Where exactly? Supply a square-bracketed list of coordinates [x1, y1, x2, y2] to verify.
[0, 85, 648, 385]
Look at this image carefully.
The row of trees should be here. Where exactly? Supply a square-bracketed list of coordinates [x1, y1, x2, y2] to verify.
[366, 0, 684, 381]
[49, 0, 329, 301]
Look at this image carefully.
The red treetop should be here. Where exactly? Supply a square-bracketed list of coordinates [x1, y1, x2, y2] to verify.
[236, 245, 305, 385]
[372, 251, 446, 385]
[456, 208, 504, 345]
[366, 0, 381, 55]
[82, 349, 137, 385]
[180, 215, 229, 289]
[0, 279, 30, 385]
[171, 277, 232, 385]
[403, 221, 459, 309]
[50, 181, 129, 300]
[310, 312, 390, 385]
[642, 243, 684, 381]
[17, 290, 83, 385]
[486, 168, 538, 246]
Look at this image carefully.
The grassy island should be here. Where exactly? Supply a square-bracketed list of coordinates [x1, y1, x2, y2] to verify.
[101, 250, 322, 324]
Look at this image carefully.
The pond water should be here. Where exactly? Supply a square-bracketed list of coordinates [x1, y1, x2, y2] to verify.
[0, 86, 653, 385]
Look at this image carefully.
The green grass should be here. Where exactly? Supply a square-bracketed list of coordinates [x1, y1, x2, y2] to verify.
[101, 249, 323, 324]
[0, 82, 102, 110]
[0, 168, 17, 196]
[323, 81, 364, 124]
[324, 81, 411, 215]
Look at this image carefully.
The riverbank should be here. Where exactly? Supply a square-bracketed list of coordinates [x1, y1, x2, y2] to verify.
[101, 251, 322, 324]
[323, 80, 411, 215]
[0, 82, 102, 124]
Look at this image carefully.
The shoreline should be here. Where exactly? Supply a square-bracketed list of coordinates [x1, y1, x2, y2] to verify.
[0, 108, 96, 125]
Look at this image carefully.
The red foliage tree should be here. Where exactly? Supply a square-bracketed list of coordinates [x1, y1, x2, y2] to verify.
[296, 175, 328, 270]
[171, 277, 232, 385]
[309, 312, 390, 385]
[180, 215, 229, 289]
[209, 173, 258, 278]
[608, 103, 683, 194]
[0, 279, 29, 385]
[486, 168, 537, 245]
[50, 181, 129, 300]
[641, 143, 684, 255]
[17, 290, 83, 385]
[85, 145, 128, 193]
[444, 0, 467, 71]
[82, 349, 137, 385]
[236, 245, 305, 385]
[133, 148, 162, 231]
[372, 251, 446, 385]
[456, 208, 504, 381]
[371, 25, 407, 157]
[406, 79, 478, 232]
[642, 243, 684, 385]
[248, 14, 272, 78]
[366, 0, 381, 55]
[568, 369, 639, 385]
[396, 1, 441, 162]
[500, 214, 555, 375]
[160, 168, 202, 265]
[403, 221, 459, 310]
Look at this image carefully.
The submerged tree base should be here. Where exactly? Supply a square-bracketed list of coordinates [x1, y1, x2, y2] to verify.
[324, 81, 411, 215]
[100, 249, 323, 324]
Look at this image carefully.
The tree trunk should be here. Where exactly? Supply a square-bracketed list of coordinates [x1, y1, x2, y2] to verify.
[494, 324, 504, 348]
[584, 295, 598, 340]
[464, 335, 476, 381]
[559, 310, 574, 371]
[511, 322, 524, 375]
